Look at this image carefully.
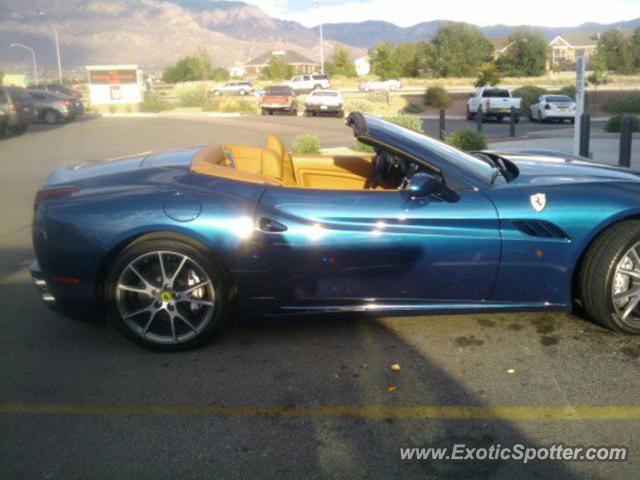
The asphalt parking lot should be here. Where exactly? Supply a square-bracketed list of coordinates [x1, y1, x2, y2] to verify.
[1, 114, 640, 479]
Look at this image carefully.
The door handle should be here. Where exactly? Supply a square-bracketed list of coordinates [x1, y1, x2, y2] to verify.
[259, 217, 288, 233]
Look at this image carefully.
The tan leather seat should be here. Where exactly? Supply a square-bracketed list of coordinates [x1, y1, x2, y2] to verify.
[191, 145, 282, 185]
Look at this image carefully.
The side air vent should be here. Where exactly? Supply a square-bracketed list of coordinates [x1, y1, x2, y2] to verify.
[512, 220, 569, 239]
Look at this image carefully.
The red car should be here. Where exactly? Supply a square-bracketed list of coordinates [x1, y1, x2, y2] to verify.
[260, 85, 298, 116]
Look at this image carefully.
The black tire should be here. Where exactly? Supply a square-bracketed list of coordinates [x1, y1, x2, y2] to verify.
[466, 107, 475, 121]
[0, 122, 6, 136]
[104, 234, 229, 351]
[43, 109, 60, 125]
[314, 84, 322, 91]
[579, 221, 640, 333]
[496, 115, 504, 122]
[291, 109, 298, 116]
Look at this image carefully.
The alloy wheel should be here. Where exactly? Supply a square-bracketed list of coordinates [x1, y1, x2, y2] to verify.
[115, 251, 216, 345]
[612, 242, 640, 327]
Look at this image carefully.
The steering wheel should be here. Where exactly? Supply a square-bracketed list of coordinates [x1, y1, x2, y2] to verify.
[371, 150, 391, 188]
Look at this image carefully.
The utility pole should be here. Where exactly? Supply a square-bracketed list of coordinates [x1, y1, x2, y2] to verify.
[54, 26, 63, 83]
[314, 1, 324, 74]
[10, 43, 38, 85]
[574, 55, 587, 156]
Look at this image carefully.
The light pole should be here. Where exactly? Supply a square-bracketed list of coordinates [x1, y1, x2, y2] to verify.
[314, 0, 324, 74]
[36, 9, 63, 84]
[10, 43, 38, 85]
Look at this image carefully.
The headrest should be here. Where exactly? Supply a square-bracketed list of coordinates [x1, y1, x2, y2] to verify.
[266, 134, 286, 161]
[191, 145, 228, 173]
[261, 148, 282, 181]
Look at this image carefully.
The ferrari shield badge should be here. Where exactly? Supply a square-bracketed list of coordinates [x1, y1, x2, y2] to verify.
[530, 193, 547, 212]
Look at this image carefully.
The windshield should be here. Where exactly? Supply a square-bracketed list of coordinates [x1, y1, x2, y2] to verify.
[482, 89, 510, 98]
[364, 117, 496, 184]
[546, 95, 573, 103]
[265, 86, 292, 96]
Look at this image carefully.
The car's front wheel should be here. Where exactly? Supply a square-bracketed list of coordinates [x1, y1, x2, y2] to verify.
[580, 221, 640, 334]
[105, 235, 228, 351]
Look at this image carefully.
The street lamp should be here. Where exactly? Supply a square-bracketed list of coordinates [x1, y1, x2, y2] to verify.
[37, 10, 63, 84]
[10, 43, 38, 85]
[314, 0, 324, 74]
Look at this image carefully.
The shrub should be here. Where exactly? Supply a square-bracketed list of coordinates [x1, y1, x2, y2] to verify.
[445, 129, 487, 151]
[601, 92, 640, 114]
[424, 86, 451, 109]
[292, 134, 321, 154]
[139, 93, 172, 112]
[557, 85, 576, 100]
[180, 88, 208, 107]
[604, 114, 640, 133]
[384, 114, 423, 133]
[219, 98, 258, 114]
[402, 102, 425, 114]
[512, 86, 547, 111]
[108, 104, 117, 114]
[354, 114, 423, 151]
[367, 90, 389, 103]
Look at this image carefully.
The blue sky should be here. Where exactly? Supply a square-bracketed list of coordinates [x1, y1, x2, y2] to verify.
[246, 0, 640, 27]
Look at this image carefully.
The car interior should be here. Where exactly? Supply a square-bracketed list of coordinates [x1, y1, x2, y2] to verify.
[190, 134, 420, 190]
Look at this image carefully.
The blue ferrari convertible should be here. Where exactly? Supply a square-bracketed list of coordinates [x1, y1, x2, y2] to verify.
[32, 112, 640, 350]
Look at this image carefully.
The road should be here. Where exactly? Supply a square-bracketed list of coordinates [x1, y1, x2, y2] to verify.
[1, 114, 639, 479]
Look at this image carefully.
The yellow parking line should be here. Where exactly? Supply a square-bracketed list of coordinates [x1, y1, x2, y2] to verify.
[1, 404, 640, 420]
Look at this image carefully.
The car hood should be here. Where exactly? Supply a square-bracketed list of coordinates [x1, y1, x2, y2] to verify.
[501, 154, 640, 187]
[45, 147, 198, 185]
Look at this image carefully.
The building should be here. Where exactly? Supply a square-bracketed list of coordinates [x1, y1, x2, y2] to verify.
[490, 38, 514, 60]
[1, 73, 29, 87]
[86, 65, 144, 105]
[355, 56, 371, 76]
[548, 32, 600, 70]
[244, 50, 319, 77]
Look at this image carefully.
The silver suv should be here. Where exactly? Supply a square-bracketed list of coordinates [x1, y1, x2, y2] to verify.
[0, 86, 36, 135]
[28, 90, 84, 124]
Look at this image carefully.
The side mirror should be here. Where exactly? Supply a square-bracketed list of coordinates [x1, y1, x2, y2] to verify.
[407, 172, 459, 202]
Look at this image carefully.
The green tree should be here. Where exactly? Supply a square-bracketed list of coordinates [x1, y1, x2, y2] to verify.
[596, 29, 634, 74]
[370, 43, 400, 80]
[162, 49, 228, 83]
[430, 23, 494, 77]
[394, 43, 421, 77]
[497, 28, 548, 76]
[587, 54, 609, 110]
[325, 47, 357, 77]
[631, 28, 640, 70]
[475, 62, 501, 87]
[262, 55, 295, 81]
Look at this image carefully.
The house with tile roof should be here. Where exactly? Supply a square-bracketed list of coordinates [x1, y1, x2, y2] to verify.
[244, 50, 319, 77]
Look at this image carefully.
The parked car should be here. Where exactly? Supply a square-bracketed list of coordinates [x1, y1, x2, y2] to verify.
[304, 89, 345, 117]
[467, 87, 521, 122]
[210, 81, 255, 97]
[260, 85, 298, 116]
[0, 86, 36, 134]
[29, 90, 85, 124]
[529, 95, 576, 123]
[284, 74, 330, 93]
[29, 83, 83, 98]
[31, 111, 640, 350]
[359, 79, 402, 92]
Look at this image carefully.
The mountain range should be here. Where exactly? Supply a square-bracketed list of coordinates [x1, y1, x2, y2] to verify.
[0, 0, 638, 75]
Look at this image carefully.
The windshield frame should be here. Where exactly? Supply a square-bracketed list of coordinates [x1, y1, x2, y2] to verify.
[350, 113, 498, 188]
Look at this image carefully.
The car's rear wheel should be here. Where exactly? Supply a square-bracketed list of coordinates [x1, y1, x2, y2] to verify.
[580, 221, 640, 334]
[105, 236, 228, 351]
[43, 109, 60, 125]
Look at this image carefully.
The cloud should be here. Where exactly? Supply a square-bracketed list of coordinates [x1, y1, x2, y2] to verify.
[247, 0, 640, 27]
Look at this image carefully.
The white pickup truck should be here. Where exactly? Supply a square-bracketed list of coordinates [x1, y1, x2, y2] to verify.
[467, 87, 522, 122]
[284, 74, 331, 93]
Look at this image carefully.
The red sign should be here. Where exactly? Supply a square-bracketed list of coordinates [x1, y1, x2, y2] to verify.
[89, 69, 137, 85]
